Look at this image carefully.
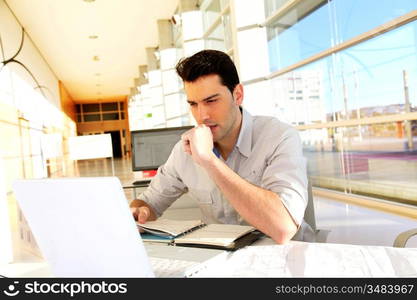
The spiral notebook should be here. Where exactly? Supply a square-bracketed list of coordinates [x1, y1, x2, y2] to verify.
[137, 219, 263, 250]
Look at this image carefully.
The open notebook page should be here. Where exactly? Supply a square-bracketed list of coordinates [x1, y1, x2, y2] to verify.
[174, 224, 255, 247]
[137, 219, 204, 237]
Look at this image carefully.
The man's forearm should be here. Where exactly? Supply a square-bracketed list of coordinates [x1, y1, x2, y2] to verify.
[130, 199, 157, 221]
[202, 157, 298, 244]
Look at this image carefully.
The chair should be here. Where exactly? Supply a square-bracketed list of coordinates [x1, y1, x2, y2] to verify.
[300, 179, 330, 243]
[393, 229, 417, 247]
[304, 180, 317, 232]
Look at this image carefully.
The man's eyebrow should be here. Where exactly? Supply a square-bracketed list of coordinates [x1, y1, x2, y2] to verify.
[187, 93, 220, 104]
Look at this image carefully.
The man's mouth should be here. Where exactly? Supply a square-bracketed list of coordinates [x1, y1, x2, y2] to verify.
[206, 124, 218, 133]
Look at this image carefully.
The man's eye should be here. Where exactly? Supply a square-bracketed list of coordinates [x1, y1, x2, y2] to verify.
[189, 103, 197, 106]
[207, 99, 217, 103]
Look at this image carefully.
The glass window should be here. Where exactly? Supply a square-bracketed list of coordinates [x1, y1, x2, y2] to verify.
[333, 0, 417, 43]
[220, 0, 229, 10]
[173, 24, 182, 48]
[267, 0, 330, 72]
[266, 0, 417, 72]
[270, 60, 331, 126]
[82, 103, 100, 113]
[264, 0, 417, 205]
[264, 0, 293, 18]
[303, 122, 417, 204]
[101, 102, 118, 111]
[203, 0, 221, 31]
[102, 113, 119, 121]
[270, 19, 417, 126]
[222, 13, 233, 50]
[83, 114, 101, 122]
[337, 19, 417, 115]
[205, 22, 226, 51]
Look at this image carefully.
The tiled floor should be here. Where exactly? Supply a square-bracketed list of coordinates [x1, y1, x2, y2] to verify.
[76, 158, 417, 248]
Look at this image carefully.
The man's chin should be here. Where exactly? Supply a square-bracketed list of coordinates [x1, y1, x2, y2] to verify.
[212, 133, 224, 143]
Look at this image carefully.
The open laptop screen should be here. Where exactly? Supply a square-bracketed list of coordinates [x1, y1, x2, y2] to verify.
[13, 177, 154, 277]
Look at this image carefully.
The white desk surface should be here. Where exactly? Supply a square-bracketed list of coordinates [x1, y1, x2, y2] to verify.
[195, 238, 417, 277]
[1, 238, 416, 278]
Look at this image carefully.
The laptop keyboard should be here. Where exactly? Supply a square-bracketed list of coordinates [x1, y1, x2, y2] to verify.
[150, 257, 198, 277]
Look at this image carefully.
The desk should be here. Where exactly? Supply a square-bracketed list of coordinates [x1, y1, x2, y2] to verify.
[194, 239, 417, 277]
[1, 238, 416, 277]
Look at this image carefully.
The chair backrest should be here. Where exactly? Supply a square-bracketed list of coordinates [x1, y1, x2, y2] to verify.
[393, 228, 417, 247]
[303, 179, 317, 232]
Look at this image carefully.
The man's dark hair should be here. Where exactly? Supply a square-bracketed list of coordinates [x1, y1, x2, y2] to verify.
[175, 49, 240, 94]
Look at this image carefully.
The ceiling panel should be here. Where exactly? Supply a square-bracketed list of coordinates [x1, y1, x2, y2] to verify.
[6, 0, 179, 102]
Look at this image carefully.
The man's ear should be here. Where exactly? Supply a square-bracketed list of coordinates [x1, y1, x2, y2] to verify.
[233, 84, 244, 106]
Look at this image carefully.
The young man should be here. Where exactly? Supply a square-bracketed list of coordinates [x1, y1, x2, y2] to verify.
[130, 50, 310, 244]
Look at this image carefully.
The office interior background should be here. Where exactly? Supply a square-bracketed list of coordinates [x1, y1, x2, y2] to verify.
[1, 0, 417, 260]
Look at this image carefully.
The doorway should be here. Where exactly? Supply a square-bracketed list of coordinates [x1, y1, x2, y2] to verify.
[105, 131, 122, 158]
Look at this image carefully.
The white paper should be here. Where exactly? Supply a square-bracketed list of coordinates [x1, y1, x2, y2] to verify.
[193, 242, 417, 277]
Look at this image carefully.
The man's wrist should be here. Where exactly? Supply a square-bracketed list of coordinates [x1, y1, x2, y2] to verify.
[199, 152, 218, 169]
[130, 199, 144, 208]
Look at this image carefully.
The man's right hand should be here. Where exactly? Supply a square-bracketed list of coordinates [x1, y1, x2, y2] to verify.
[130, 206, 151, 233]
[129, 199, 157, 233]
[131, 206, 151, 224]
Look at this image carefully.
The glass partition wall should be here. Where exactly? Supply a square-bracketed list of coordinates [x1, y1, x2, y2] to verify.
[262, 0, 417, 205]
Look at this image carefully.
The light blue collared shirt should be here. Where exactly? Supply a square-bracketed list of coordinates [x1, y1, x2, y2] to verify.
[139, 109, 309, 235]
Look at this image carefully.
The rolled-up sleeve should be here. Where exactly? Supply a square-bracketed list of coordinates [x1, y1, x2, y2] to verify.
[138, 142, 188, 217]
[260, 127, 308, 226]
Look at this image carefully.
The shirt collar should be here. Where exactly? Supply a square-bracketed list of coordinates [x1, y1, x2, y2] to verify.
[235, 107, 253, 158]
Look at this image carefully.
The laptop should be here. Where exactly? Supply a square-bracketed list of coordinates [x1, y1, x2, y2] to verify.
[12, 177, 226, 277]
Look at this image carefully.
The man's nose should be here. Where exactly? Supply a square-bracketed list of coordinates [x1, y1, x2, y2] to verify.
[197, 104, 210, 122]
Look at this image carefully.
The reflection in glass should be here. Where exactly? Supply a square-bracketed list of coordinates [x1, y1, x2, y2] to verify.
[271, 68, 327, 126]
[303, 122, 417, 205]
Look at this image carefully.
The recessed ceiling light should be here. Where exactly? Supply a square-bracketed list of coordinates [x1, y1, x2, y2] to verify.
[88, 35, 98, 39]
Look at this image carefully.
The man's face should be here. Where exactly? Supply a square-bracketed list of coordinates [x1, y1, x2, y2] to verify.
[184, 74, 243, 143]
